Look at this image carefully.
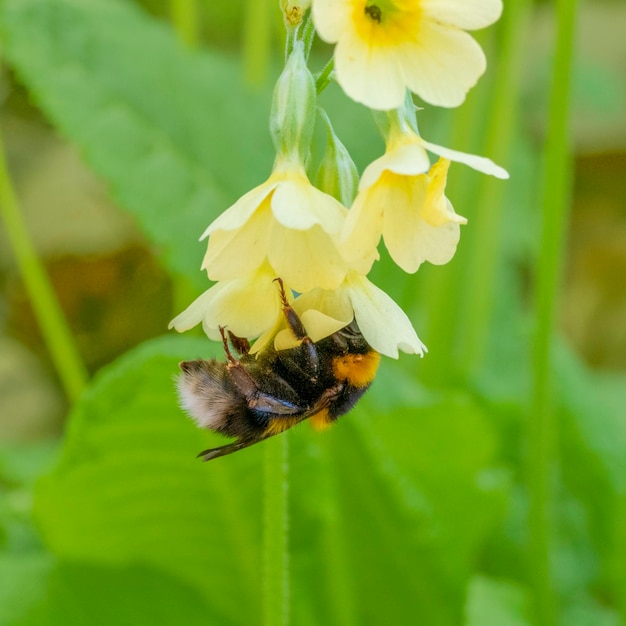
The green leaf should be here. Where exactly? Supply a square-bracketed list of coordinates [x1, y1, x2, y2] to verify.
[0, 0, 273, 288]
[34, 335, 264, 624]
[33, 335, 507, 625]
[287, 361, 509, 625]
[0, 554, 218, 626]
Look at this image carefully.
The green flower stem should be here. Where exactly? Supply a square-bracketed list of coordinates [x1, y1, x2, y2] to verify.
[419, 84, 483, 386]
[300, 11, 315, 60]
[528, 0, 579, 624]
[458, 0, 532, 379]
[0, 126, 88, 403]
[263, 435, 289, 626]
[170, 0, 199, 48]
[243, 0, 272, 84]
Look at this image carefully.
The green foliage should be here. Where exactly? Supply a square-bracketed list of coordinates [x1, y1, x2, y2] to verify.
[0, 0, 273, 289]
[3, 335, 503, 625]
[0, 0, 625, 625]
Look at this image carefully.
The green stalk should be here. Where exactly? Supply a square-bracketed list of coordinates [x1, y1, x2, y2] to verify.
[263, 435, 289, 626]
[243, 0, 272, 85]
[457, 0, 532, 379]
[0, 126, 88, 403]
[419, 77, 483, 386]
[170, 0, 199, 48]
[528, 0, 579, 624]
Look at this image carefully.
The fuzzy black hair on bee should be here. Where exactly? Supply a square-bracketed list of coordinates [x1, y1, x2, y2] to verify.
[176, 279, 380, 461]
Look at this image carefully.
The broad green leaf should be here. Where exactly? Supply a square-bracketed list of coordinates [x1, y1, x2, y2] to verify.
[34, 335, 264, 624]
[34, 335, 506, 625]
[287, 359, 508, 625]
[0, 0, 273, 288]
[0, 555, 218, 626]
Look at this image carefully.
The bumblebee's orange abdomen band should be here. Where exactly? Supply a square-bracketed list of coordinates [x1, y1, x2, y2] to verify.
[332, 351, 380, 388]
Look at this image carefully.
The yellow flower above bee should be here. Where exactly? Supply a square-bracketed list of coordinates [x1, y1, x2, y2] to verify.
[312, 0, 503, 110]
[169, 263, 283, 342]
[202, 156, 349, 294]
[290, 271, 427, 358]
[342, 109, 508, 274]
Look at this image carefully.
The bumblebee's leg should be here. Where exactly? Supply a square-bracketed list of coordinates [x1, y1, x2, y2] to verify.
[219, 326, 238, 364]
[227, 331, 251, 356]
[219, 326, 303, 416]
[274, 277, 308, 340]
[274, 278, 320, 380]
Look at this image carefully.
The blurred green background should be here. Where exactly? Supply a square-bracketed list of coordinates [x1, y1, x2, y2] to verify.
[0, 0, 624, 624]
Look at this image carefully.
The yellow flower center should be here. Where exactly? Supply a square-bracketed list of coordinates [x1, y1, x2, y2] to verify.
[355, 0, 422, 47]
[421, 158, 453, 227]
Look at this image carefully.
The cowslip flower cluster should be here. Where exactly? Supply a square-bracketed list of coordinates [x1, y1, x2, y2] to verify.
[170, 0, 507, 360]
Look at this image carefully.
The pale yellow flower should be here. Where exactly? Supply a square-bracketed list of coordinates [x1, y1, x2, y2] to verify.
[201, 156, 350, 294]
[342, 124, 508, 273]
[312, 0, 503, 110]
[169, 263, 283, 341]
[285, 271, 427, 358]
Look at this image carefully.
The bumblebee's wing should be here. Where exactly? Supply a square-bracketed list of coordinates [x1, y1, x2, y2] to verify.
[197, 383, 345, 461]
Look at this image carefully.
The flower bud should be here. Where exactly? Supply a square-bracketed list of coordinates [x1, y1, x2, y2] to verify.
[270, 40, 316, 163]
[315, 109, 358, 207]
[279, 0, 311, 26]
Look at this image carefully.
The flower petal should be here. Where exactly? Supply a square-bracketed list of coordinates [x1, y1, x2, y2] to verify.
[271, 178, 347, 234]
[200, 269, 283, 340]
[300, 310, 350, 343]
[200, 179, 277, 239]
[169, 289, 215, 333]
[341, 184, 386, 273]
[378, 174, 438, 272]
[420, 139, 509, 179]
[386, 214, 462, 272]
[333, 31, 408, 110]
[293, 287, 354, 324]
[311, 0, 352, 43]
[268, 222, 348, 292]
[345, 274, 426, 358]
[399, 20, 487, 108]
[360, 142, 430, 190]
[421, 0, 503, 30]
[201, 203, 272, 280]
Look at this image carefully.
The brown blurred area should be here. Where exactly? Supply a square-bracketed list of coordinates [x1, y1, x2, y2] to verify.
[0, 84, 173, 440]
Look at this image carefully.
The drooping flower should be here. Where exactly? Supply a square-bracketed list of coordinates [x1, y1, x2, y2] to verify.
[169, 263, 284, 341]
[312, 0, 503, 110]
[252, 270, 426, 358]
[342, 106, 508, 274]
[202, 156, 349, 294]
[294, 271, 426, 358]
[170, 41, 354, 343]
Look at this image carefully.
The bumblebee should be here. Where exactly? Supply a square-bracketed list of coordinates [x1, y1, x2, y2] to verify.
[177, 279, 380, 461]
